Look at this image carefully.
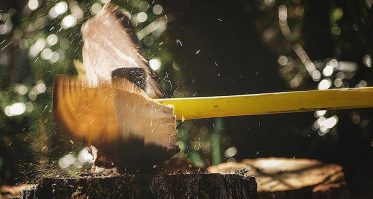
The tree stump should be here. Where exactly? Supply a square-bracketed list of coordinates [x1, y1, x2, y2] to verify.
[208, 157, 348, 199]
[21, 173, 257, 199]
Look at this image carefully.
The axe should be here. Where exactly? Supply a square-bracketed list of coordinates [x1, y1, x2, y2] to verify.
[53, 4, 373, 170]
[54, 75, 373, 169]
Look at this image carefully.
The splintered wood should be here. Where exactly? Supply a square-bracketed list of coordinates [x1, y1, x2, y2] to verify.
[81, 4, 163, 98]
[53, 76, 177, 169]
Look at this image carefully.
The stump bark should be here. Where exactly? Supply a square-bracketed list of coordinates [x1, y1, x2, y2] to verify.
[208, 157, 349, 199]
[21, 173, 257, 199]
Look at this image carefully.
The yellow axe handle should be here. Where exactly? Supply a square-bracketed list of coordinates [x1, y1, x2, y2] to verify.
[155, 87, 373, 120]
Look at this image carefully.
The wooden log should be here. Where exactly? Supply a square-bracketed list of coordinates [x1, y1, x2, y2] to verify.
[0, 184, 34, 199]
[208, 157, 349, 199]
[21, 173, 257, 199]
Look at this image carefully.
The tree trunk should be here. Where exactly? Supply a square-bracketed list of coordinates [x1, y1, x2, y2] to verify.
[208, 157, 349, 199]
[21, 173, 257, 199]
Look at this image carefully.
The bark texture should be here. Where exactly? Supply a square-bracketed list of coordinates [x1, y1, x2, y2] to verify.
[21, 173, 257, 199]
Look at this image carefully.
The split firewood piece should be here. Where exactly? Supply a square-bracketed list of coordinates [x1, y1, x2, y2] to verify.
[53, 75, 177, 170]
[81, 3, 163, 98]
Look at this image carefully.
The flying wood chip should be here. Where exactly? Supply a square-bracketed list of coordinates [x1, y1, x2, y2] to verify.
[53, 76, 177, 170]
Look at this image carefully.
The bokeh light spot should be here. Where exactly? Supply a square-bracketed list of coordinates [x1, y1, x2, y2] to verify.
[78, 148, 95, 164]
[61, 15, 77, 29]
[315, 110, 327, 117]
[318, 79, 332, 90]
[35, 81, 46, 94]
[4, 102, 26, 117]
[58, 154, 76, 169]
[278, 55, 288, 66]
[14, 84, 28, 95]
[41, 48, 53, 60]
[363, 54, 372, 68]
[90, 3, 102, 15]
[224, 147, 237, 158]
[153, 5, 163, 15]
[48, 1, 68, 19]
[149, 58, 161, 70]
[29, 38, 46, 57]
[28, 0, 39, 11]
[47, 34, 58, 46]
[138, 1, 149, 12]
[322, 65, 334, 76]
[311, 70, 321, 81]
[137, 12, 148, 23]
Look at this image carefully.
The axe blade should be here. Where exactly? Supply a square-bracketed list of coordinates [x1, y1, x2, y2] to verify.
[53, 75, 177, 170]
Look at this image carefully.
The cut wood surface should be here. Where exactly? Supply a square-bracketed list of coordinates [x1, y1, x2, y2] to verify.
[21, 173, 257, 199]
[208, 157, 348, 199]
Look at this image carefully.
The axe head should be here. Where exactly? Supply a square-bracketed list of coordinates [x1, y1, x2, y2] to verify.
[53, 4, 178, 171]
[53, 75, 177, 171]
